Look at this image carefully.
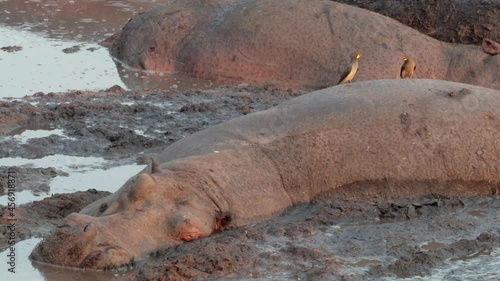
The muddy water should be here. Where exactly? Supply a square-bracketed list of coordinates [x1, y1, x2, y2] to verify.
[0, 0, 215, 98]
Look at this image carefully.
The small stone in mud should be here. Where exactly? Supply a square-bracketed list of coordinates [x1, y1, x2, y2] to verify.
[1, 45, 22, 52]
[62, 45, 81, 54]
[477, 232, 497, 242]
[239, 104, 253, 115]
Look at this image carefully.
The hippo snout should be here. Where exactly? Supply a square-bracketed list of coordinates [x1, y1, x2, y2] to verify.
[31, 213, 134, 270]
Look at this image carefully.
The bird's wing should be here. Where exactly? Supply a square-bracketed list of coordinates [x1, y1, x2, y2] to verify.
[400, 64, 406, 78]
[338, 65, 353, 84]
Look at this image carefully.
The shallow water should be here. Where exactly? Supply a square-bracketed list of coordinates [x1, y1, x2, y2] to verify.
[0, 0, 215, 98]
[10, 128, 73, 143]
[0, 154, 145, 205]
[0, 25, 126, 97]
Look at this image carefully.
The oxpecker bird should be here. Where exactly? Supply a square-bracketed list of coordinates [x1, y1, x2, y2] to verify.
[338, 53, 362, 85]
[400, 56, 416, 78]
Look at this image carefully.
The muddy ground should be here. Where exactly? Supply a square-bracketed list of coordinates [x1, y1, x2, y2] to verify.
[1, 86, 499, 280]
[334, 0, 500, 45]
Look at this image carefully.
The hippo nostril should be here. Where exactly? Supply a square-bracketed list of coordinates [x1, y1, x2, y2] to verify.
[57, 223, 71, 229]
[83, 223, 95, 233]
[97, 241, 113, 247]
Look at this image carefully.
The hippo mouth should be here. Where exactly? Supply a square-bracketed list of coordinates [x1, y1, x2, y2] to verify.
[31, 231, 135, 270]
[79, 243, 135, 270]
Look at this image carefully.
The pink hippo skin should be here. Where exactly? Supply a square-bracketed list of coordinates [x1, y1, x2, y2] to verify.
[31, 79, 500, 269]
[109, 0, 499, 90]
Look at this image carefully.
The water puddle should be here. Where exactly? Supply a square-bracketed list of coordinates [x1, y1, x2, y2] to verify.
[0, 25, 126, 98]
[0, 155, 146, 205]
[10, 129, 74, 144]
[0, 0, 217, 99]
[0, 0, 154, 43]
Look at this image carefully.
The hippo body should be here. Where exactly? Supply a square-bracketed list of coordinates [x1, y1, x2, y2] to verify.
[32, 80, 500, 269]
[110, 0, 500, 90]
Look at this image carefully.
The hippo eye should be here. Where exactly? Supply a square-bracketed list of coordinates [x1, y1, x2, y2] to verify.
[99, 203, 108, 213]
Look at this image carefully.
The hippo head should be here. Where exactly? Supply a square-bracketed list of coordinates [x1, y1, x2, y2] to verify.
[31, 163, 230, 270]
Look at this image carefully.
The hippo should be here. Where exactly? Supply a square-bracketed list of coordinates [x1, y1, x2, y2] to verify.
[110, 0, 500, 90]
[31, 79, 500, 269]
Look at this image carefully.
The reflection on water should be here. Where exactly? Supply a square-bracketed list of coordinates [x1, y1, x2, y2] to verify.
[0, 0, 154, 42]
[0, 0, 216, 98]
[0, 155, 145, 205]
[0, 26, 126, 98]
[11, 129, 74, 144]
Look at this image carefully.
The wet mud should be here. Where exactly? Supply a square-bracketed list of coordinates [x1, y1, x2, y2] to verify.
[2, 87, 498, 280]
[335, 0, 500, 45]
[0, 85, 298, 159]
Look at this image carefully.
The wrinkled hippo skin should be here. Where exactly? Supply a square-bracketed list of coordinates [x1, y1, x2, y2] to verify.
[31, 79, 500, 269]
[109, 0, 500, 90]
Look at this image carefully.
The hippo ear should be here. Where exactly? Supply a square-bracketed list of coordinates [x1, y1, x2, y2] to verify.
[214, 212, 232, 231]
[151, 158, 163, 174]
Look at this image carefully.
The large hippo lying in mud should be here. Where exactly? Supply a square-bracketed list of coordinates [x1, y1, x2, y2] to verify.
[32, 79, 500, 269]
[110, 0, 500, 90]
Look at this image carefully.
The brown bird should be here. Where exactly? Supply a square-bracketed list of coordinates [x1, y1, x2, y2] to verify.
[400, 56, 416, 78]
[337, 53, 362, 85]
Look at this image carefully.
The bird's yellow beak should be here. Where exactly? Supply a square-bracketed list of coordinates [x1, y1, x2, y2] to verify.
[403, 56, 408, 61]
[356, 54, 362, 59]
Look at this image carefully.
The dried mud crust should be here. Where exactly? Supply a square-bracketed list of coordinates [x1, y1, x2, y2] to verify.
[0, 189, 110, 251]
[130, 195, 500, 281]
[334, 0, 499, 45]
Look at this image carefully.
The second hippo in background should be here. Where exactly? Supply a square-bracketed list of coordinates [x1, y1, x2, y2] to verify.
[110, 0, 499, 90]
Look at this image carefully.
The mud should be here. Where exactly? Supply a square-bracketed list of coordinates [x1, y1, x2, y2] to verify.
[0, 45, 22, 53]
[335, 0, 500, 45]
[0, 85, 298, 159]
[2, 86, 498, 280]
[0, 166, 68, 195]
